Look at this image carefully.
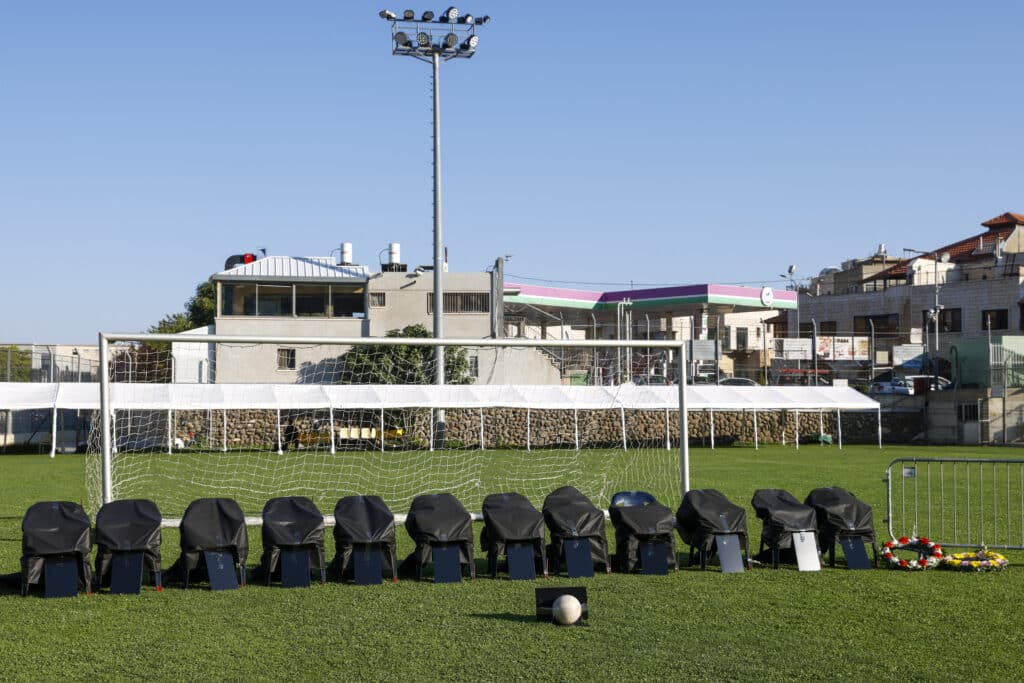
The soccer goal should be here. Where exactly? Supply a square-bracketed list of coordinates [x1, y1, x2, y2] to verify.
[85, 333, 691, 522]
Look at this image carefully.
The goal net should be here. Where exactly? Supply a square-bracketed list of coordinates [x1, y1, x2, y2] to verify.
[85, 333, 687, 520]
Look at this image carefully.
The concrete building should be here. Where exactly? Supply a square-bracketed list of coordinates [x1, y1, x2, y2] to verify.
[797, 212, 1024, 372]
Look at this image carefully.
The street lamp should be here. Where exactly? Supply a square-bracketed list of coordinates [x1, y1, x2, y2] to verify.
[904, 247, 951, 389]
[380, 8, 486, 388]
[779, 265, 801, 369]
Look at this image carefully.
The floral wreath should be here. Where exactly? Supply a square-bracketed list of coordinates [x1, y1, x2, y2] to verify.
[941, 548, 1009, 572]
[882, 536, 943, 571]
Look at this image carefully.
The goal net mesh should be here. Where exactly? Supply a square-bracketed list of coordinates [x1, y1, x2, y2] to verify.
[85, 338, 682, 518]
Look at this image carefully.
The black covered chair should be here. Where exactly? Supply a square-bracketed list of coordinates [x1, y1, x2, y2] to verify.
[94, 499, 163, 592]
[750, 489, 818, 569]
[480, 493, 547, 579]
[609, 491, 677, 573]
[804, 487, 877, 568]
[542, 486, 610, 576]
[675, 489, 750, 571]
[331, 495, 397, 584]
[260, 496, 326, 586]
[21, 501, 93, 597]
[402, 493, 475, 582]
[174, 498, 249, 589]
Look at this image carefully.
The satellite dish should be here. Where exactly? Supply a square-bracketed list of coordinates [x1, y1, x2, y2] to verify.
[787, 264, 796, 275]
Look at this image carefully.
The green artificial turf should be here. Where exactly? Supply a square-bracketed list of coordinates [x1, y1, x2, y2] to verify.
[1, 445, 1022, 681]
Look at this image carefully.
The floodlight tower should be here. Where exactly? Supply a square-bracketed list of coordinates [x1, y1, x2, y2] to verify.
[379, 8, 489, 393]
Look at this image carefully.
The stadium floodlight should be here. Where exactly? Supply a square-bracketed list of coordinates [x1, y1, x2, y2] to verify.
[403, 9, 415, 20]
[474, 15, 490, 24]
[459, 14, 474, 24]
[379, 9, 397, 20]
[379, 9, 488, 406]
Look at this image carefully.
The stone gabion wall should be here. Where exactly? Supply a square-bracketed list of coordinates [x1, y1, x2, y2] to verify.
[152, 407, 901, 449]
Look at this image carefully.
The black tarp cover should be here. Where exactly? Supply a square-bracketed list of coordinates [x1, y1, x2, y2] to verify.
[175, 498, 249, 574]
[675, 489, 748, 553]
[94, 499, 162, 585]
[260, 496, 326, 578]
[751, 489, 817, 549]
[542, 486, 609, 571]
[480, 492, 545, 568]
[403, 493, 475, 576]
[330, 495, 397, 579]
[803, 487, 874, 545]
[609, 497, 677, 572]
[21, 501, 93, 591]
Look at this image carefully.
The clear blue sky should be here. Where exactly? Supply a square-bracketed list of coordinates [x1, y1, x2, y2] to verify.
[3, 2, 1023, 343]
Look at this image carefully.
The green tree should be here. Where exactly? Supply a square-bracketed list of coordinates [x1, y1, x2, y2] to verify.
[186, 279, 216, 327]
[1, 345, 32, 381]
[337, 324, 472, 385]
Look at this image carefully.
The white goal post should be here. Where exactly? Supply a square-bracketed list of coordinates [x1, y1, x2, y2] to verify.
[91, 332, 692, 521]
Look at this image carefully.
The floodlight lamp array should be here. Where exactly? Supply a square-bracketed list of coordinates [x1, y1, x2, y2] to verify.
[382, 7, 485, 58]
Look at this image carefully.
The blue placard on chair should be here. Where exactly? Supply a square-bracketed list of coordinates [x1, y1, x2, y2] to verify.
[280, 548, 311, 588]
[110, 552, 145, 594]
[506, 542, 536, 581]
[204, 550, 239, 591]
[715, 534, 745, 573]
[639, 541, 669, 575]
[839, 536, 871, 569]
[563, 538, 594, 578]
[431, 544, 462, 583]
[44, 558, 78, 598]
[353, 545, 383, 585]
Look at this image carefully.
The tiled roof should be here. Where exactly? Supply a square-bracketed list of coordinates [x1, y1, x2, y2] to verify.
[213, 256, 369, 281]
[981, 212, 1024, 229]
[862, 214, 1021, 283]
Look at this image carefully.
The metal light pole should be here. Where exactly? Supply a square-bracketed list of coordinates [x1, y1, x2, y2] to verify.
[380, 8, 489, 389]
[905, 247, 950, 389]
[779, 265, 801, 369]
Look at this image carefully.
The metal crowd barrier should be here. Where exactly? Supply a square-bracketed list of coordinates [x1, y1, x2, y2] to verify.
[885, 457, 1024, 550]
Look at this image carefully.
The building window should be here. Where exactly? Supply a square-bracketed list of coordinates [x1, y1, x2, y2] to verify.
[819, 321, 837, 335]
[258, 284, 293, 316]
[370, 292, 386, 308]
[332, 286, 366, 318]
[469, 355, 479, 378]
[798, 323, 814, 338]
[295, 284, 329, 317]
[982, 309, 1008, 331]
[428, 292, 490, 314]
[938, 308, 962, 333]
[853, 314, 900, 335]
[277, 348, 296, 371]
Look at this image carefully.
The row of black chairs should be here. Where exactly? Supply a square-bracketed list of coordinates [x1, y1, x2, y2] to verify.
[19, 485, 876, 596]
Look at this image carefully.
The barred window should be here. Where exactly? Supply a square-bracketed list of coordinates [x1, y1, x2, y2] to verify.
[370, 292, 387, 308]
[277, 348, 296, 371]
[427, 292, 490, 314]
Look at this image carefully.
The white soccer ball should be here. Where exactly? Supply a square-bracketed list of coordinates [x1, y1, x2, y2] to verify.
[552, 594, 583, 626]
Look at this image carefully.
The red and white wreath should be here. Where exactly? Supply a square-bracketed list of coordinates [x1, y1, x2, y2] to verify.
[882, 536, 943, 571]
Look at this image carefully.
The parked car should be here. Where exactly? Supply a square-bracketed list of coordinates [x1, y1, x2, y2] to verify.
[868, 377, 912, 395]
[869, 376, 950, 395]
[904, 375, 952, 392]
[632, 375, 673, 386]
[719, 377, 758, 387]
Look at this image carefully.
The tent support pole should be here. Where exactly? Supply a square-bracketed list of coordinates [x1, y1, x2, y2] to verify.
[818, 409, 824, 445]
[330, 407, 336, 454]
[574, 409, 580, 451]
[222, 410, 227, 452]
[794, 410, 799, 450]
[620, 407, 627, 452]
[678, 341, 690, 497]
[877, 407, 882, 449]
[526, 408, 531, 452]
[710, 409, 715, 450]
[50, 406, 57, 458]
[753, 409, 759, 450]
[837, 409, 842, 449]
[276, 409, 283, 455]
[167, 409, 173, 455]
[479, 408, 485, 450]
